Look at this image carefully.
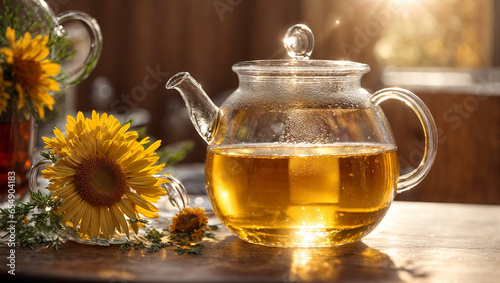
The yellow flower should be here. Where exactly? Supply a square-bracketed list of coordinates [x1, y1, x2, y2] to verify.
[0, 27, 60, 119]
[192, 228, 203, 240]
[0, 67, 12, 114]
[41, 111, 167, 239]
[169, 207, 209, 240]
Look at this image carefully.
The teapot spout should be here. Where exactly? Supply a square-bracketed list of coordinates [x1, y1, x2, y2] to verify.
[166, 72, 220, 144]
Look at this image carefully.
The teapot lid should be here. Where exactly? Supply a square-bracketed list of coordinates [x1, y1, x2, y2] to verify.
[233, 24, 370, 77]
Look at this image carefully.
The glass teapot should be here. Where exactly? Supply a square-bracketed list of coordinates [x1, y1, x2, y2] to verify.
[166, 24, 437, 247]
[1, 0, 102, 85]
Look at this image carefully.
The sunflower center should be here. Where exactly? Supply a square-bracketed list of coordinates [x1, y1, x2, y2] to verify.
[74, 155, 128, 207]
[177, 214, 199, 233]
[14, 59, 42, 90]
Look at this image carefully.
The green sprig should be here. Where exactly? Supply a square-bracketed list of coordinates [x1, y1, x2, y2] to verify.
[0, 190, 63, 249]
[117, 226, 215, 255]
[146, 228, 164, 243]
[174, 243, 204, 255]
[40, 151, 58, 163]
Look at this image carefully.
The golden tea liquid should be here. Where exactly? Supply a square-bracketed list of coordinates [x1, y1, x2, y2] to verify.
[205, 144, 399, 247]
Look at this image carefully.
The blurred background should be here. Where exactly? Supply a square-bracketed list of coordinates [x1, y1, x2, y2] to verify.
[44, 0, 499, 204]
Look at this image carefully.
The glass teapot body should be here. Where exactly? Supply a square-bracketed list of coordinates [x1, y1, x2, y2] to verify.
[204, 61, 402, 247]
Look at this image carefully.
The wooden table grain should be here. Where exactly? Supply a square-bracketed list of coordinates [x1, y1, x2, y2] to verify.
[1, 201, 499, 282]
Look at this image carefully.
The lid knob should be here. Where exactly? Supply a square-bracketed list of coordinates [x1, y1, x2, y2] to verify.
[284, 24, 314, 60]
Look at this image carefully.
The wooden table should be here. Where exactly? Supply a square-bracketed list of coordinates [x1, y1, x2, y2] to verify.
[1, 201, 499, 282]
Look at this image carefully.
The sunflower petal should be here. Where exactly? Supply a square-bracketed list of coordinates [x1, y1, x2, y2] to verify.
[118, 199, 137, 220]
[99, 207, 111, 239]
[111, 205, 129, 237]
[61, 196, 82, 223]
[72, 201, 88, 228]
[136, 206, 158, 219]
[55, 184, 77, 198]
[90, 206, 100, 238]
[125, 191, 159, 213]
[57, 194, 81, 214]
[79, 204, 92, 236]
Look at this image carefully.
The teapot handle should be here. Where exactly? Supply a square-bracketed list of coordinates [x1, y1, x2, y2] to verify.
[371, 87, 438, 193]
[56, 11, 103, 85]
[154, 174, 190, 211]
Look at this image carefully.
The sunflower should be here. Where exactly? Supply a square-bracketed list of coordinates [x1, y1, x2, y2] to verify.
[0, 67, 12, 114]
[0, 27, 60, 118]
[169, 207, 210, 240]
[42, 111, 167, 239]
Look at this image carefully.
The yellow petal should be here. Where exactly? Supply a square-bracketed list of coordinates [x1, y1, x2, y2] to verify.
[136, 206, 158, 219]
[55, 184, 77, 198]
[72, 201, 88, 228]
[5, 27, 16, 46]
[125, 191, 158, 213]
[62, 197, 82, 223]
[99, 207, 110, 239]
[15, 83, 24, 110]
[57, 194, 81, 214]
[110, 205, 129, 237]
[118, 199, 137, 220]
[79, 205, 92, 235]
[0, 48, 13, 60]
[90, 206, 100, 238]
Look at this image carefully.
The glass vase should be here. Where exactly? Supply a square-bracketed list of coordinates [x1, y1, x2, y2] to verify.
[0, 102, 36, 204]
